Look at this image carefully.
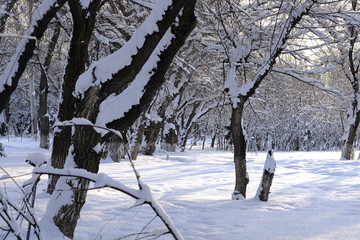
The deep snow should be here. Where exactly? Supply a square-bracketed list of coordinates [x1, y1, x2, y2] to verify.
[1, 137, 360, 239]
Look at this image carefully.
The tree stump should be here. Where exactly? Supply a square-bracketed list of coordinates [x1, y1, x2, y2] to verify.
[257, 150, 276, 201]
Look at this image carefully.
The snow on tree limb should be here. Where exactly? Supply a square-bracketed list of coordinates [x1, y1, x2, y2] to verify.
[240, 0, 316, 97]
[0, 0, 66, 113]
[34, 167, 184, 240]
[74, 0, 174, 98]
[272, 67, 345, 98]
[129, 0, 155, 9]
[96, 28, 174, 127]
[224, 0, 316, 105]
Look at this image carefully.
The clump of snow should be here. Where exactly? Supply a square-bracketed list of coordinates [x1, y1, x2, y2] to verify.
[93, 173, 107, 188]
[263, 150, 276, 173]
[25, 152, 47, 167]
[163, 122, 176, 135]
[92, 143, 102, 154]
[231, 190, 245, 200]
[145, 112, 162, 123]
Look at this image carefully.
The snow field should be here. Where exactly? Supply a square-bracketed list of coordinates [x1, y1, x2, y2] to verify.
[0, 138, 360, 239]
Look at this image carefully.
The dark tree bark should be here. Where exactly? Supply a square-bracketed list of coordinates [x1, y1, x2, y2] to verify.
[0, 0, 67, 113]
[48, 0, 103, 193]
[48, 1, 197, 238]
[130, 117, 146, 160]
[342, 107, 360, 160]
[141, 120, 162, 155]
[258, 150, 276, 202]
[340, 0, 360, 160]
[39, 23, 61, 149]
[225, 1, 315, 199]
[231, 97, 248, 199]
[162, 120, 178, 152]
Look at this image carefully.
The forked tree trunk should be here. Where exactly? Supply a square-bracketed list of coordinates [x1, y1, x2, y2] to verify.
[47, 1, 102, 194]
[46, 2, 197, 238]
[231, 99, 248, 200]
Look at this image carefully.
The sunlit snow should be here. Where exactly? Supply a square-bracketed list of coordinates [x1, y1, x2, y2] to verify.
[1, 138, 360, 239]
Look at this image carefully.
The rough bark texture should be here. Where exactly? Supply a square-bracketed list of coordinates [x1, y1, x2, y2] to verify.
[341, 109, 360, 159]
[53, 125, 102, 238]
[49, 1, 197, 238]
[48, 0, 102, 194]
[231, 98, 248, 199]
[141, 121, 162, 155]
[259, 169, 275, 201]
[109, 134, 125, 162]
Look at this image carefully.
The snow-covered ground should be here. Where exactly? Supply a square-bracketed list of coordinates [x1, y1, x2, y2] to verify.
[1, 137, 360, 239]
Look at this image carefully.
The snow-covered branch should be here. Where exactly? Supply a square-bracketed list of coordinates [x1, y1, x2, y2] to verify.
[129, 0, 155, 9]
[272, 67, 345, 98]
[0, 0, 66, 113]
[224, 0, 317, 106]
[74, 0, 175, 98]
[0, 33, 37, 41]
[34, 167, 184, 240]
[239, 0, 316, 98]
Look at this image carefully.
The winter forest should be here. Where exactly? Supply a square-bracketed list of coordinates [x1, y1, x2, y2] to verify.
[0, 0, 360, 239]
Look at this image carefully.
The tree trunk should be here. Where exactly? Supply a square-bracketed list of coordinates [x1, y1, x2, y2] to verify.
[130, 120, 146, 160]
[231, 99, 248, 200]
[141, 121, 162, 155]
[29, 72, 37, 140]
[341, 108, 360, 160]
[48, 1, 102, 193]
[257, 150, 276, 202]
[52, 125, 102, 239]
[39, 23, 61, 149]
[162, 122, 178, 152]
[45, 1, 197, 238]
[108, 134, 125, 162]
[210, 134, 216, 148]
[180, 131, 190, 152]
